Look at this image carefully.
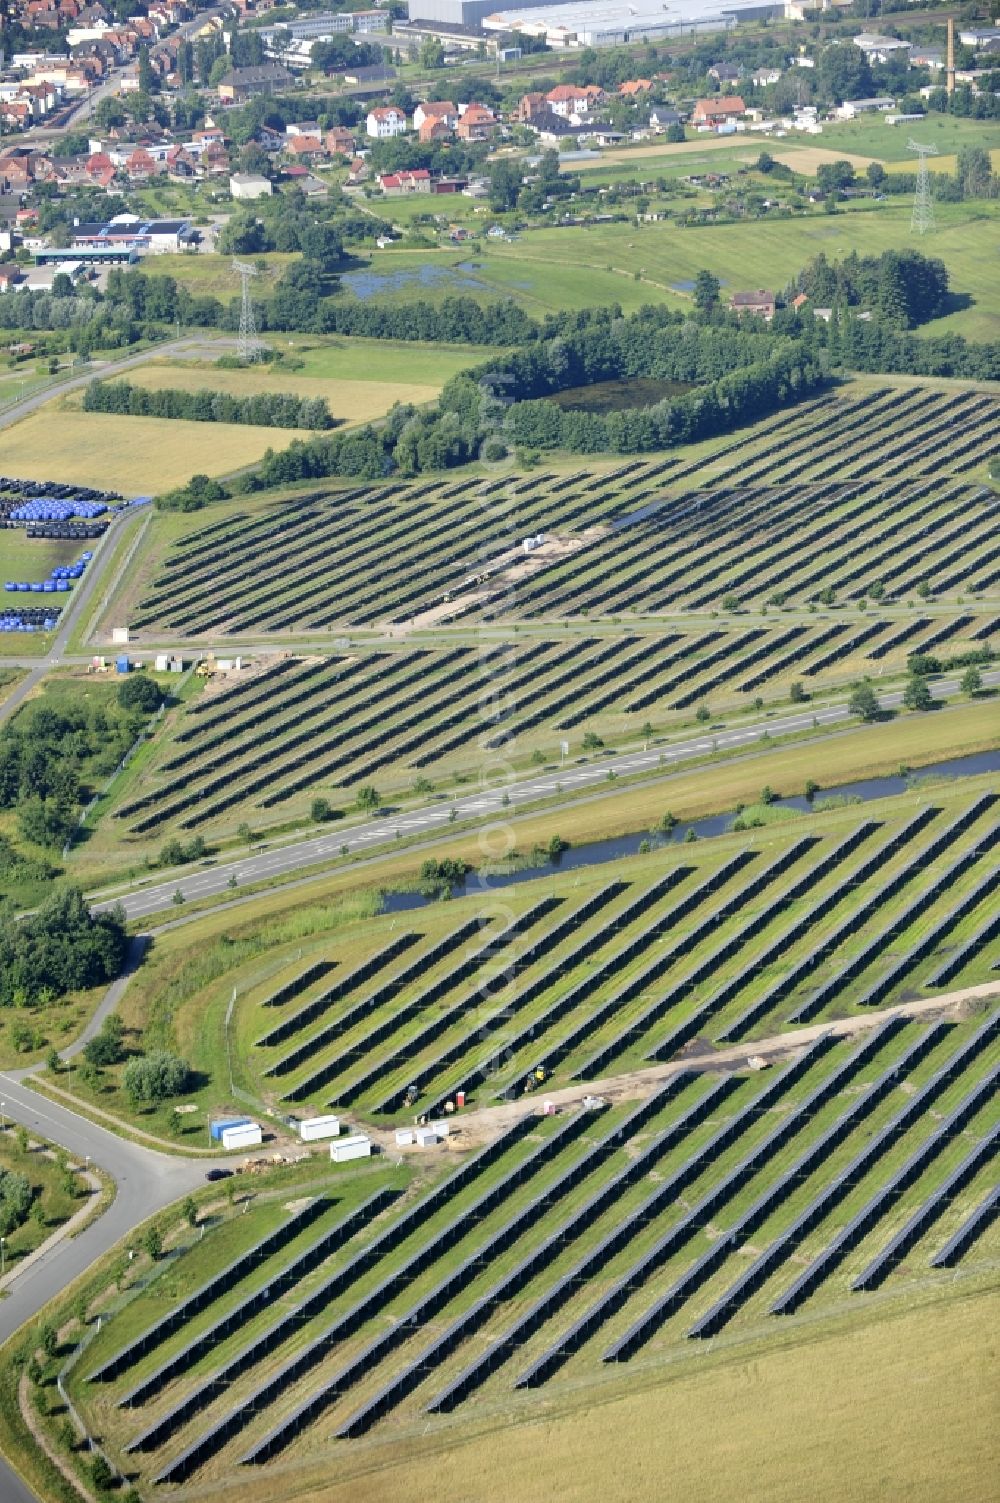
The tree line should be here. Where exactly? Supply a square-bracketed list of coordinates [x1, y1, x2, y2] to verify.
[82, 379, 334, 431]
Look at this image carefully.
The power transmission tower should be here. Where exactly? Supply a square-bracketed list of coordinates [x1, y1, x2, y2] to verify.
[908, 139, 938, 236]
[232, 259, 262, 362]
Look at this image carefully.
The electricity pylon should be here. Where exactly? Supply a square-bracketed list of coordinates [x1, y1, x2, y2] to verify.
[233, 259, 262, 362]
[908, 139, 938, 235]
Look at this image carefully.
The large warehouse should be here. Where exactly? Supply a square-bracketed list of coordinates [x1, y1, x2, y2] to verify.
[410, 0, 781, 40]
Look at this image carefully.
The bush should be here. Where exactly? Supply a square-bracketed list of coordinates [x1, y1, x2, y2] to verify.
[117, 674, 161, 714]
[122, 1050, 190, 1105]
[83, 1015, 125, 1068]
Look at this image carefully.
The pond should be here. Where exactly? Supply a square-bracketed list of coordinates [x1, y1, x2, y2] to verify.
[379, 749, 999, 913]
[341, 262, 487, 301]
[549, 377, 693, 414]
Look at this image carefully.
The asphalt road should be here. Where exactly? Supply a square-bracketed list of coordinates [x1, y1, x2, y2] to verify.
[0, 336, 236, 435]
[0, 1079, 212, 1347]
[94, 670, 999, 922]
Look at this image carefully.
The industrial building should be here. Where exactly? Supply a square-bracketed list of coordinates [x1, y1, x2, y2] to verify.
[422, 0, 781, 42]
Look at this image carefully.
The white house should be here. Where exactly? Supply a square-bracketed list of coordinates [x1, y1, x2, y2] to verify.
[366, 105, 407, 138]
[229, 172, 273, 199]
[853, 33, 912, 64]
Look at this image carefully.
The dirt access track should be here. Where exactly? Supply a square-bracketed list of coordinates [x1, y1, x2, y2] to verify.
[396, 529, 605, 632]
[392, 981, 1000, 1153]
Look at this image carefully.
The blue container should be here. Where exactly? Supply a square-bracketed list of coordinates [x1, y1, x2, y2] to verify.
[115, 656, 130, 674]
[210, 1117, 251, 1142]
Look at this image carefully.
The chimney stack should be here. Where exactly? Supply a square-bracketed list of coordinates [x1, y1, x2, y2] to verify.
[946, 15, 955, 96]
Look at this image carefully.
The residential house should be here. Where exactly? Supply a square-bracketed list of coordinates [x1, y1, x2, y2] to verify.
[752, 67, 783, 86]
[649, 107, 681, 130]
[545, 83, 604, 118]
[455, 103, 498, 142]
[366, 105, 407, 138]
[730, 289, 775, 319]
[619, 78, 652, 96]
[691, 96, 745, 126]
[413, 99, 457, 130]
[419, 116, 452, 143]
[708, 62, 742, 84]
[378, 168, 431, 195]
[216, 62, 293, 101]
[325, 127, 355, 156]
[285, 134, 325, 160]
[514, 91, 547, 121]
[852, 33, 911, 64]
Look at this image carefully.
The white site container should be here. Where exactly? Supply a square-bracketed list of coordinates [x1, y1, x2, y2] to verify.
[415, 1127, 440, 1148]
[112, 627, 130, 645]
[330, 1133, 371, 1163]
[430, 1119, 450, 1138]
[221, 1122, 262, 1151]
[298, 1115, 340, 1143]
[395, 1129, 414, 1147]
[154, 654, 170, 672]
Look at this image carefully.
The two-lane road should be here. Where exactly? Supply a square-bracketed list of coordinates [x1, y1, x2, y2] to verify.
[95, 671, 999, 922]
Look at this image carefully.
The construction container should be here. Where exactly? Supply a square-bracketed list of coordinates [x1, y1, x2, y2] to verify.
[542, 1100, 557, 1116]
[298, 1115, 340, 1143]
[330, 1133, 372, 1163]
[112, 627, 130, 644]
[395, 1128, 414, 1147]
[415, 1127, 440, 1148]
[430, 1120, 450, 1138]
[154, 654, 170, 672]
[210, 1116, 251, 1142]
[221, 1122, 262, 1151]
[115, 655, 130, 674]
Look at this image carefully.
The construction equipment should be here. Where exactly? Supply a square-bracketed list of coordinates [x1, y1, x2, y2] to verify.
[403, 1082, 420, 1108]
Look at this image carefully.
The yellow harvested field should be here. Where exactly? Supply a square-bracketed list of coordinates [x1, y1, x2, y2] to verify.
[771, 146, 877, 174]
[228, 1288, 998, 1503]
[0, 407, 307, 493]
[883, 148, 1000, 175]
[110, 362, 440, 420]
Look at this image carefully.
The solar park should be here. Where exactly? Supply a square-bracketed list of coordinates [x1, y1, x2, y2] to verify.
[127, 383, 1000, 638]
[22, 370, 998, 1498]
[74, 1008, 998, 1487]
